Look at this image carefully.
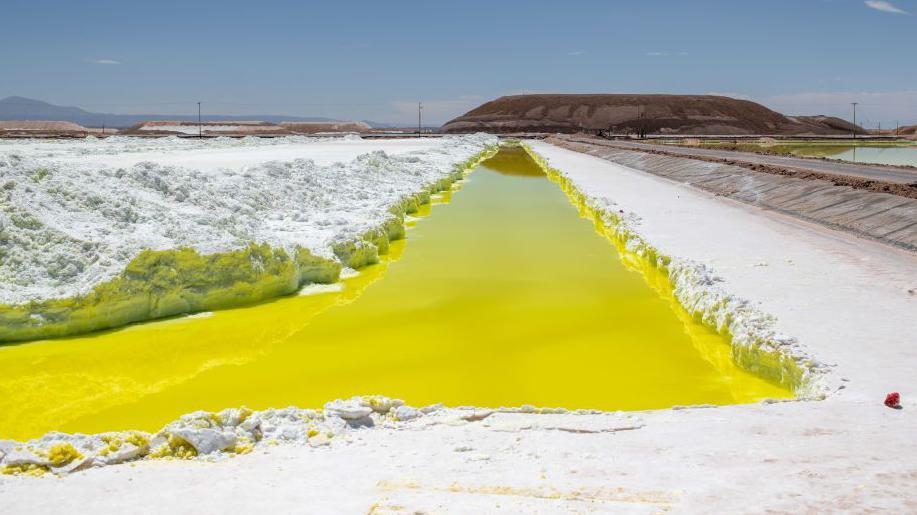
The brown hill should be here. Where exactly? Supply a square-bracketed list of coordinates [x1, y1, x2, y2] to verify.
[868, 124, 917, 139]
[887, 124, 917, 137]
[0, 120, 89, 136]
[788, 115, 863, 135]
[441, 94, 866, 136]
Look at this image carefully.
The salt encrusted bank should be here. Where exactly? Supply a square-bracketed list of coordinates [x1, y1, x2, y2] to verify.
[0, 134, 498, 340]
[0, 395, 503, 476]
[517, 143, 825, 397]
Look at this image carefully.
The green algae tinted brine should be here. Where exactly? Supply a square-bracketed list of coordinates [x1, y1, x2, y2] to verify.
[0, 148, 790, 440]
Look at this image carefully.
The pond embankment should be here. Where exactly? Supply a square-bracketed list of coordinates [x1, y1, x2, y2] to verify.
[548, 135, 917, 252]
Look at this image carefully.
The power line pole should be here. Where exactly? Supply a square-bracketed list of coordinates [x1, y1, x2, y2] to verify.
[851, 102, 858, 140]
[638, 104, 646, 139]
[418, 101, 423, 135]
[198, 101, 202, 138]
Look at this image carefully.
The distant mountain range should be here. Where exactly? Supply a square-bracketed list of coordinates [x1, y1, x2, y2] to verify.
[0, 96, 410, 129]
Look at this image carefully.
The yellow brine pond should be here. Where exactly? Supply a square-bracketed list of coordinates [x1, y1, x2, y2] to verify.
[0, 147, 790, 440]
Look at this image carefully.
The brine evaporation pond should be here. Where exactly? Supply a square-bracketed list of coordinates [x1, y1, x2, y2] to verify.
[0, 148, 790, 439]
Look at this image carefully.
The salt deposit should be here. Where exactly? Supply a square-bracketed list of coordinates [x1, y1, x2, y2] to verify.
[0, 134, 497, 306]
[0, 394, 594, 477]
[137, 125, 271, 134]
[0, 395, 433, 475]
[521, 145, 822, 395]
[0, 135, 447, 171]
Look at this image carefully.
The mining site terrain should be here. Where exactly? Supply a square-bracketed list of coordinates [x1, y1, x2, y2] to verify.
[4, 136, 916, 513]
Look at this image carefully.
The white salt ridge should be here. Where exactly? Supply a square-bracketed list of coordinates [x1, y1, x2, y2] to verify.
[0, 134, 440, 171]
[0, 395, 580, 476]
[0, 134, 360, 158]
[0, 134, 497, 305]
[521, 145, 825, 395]
[628, 218, 824, 394]
[137, 125, 268, 134]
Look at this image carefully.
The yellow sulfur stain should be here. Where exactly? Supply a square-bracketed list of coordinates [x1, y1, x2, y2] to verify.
[229, 437, 254, 455]
[46, 443, 83, 467]
[1, 463, 49, 477]
[0, 147, 789, 440]
[148, 434, 197, 460]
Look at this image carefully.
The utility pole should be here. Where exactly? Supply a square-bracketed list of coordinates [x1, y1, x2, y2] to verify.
[638, 104, 646, 139]
[851, 102, 858, 140]
[198, 101, 202, 138]
[418, 101, 423, 135]
[896, 120, 900, 136]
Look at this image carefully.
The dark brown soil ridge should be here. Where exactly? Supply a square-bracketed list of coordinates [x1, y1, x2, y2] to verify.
[442, 94, 867, 136]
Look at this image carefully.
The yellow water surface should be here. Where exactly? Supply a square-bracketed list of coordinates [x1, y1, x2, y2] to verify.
[0, 148, 790, 440]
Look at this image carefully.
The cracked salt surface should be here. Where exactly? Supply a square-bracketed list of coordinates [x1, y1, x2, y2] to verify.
[0, 134, 497, 304]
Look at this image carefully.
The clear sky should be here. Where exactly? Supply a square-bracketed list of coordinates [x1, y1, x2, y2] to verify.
[2, 0, 915, 126]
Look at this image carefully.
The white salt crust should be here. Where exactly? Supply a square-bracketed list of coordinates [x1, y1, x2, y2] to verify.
[0, 134, 497, 304]
[522, 143, 825, 396]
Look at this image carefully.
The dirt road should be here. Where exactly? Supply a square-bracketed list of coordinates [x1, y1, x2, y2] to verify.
[547, 136, 917, 252]
[574, 138, 917, 184]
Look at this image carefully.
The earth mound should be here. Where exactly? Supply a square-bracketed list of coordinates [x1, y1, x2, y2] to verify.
[788, 115, 864, 135]
[874, 124, 917, 138]
[441, 94, 864, 136]
[0, 120, 90, 137]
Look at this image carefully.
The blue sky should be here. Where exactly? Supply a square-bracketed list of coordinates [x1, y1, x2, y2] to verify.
[1, 0, 915, 125]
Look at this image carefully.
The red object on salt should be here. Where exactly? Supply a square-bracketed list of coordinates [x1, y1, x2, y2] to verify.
[885, 392, 901, 408]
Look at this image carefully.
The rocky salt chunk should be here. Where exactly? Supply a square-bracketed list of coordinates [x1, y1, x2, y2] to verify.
[392, 405, 421, 421]
[324, 398, 374, 420]
[170, 429, 238, 455]
[2, 449, 51, 468]
[94, 443, 146, 466]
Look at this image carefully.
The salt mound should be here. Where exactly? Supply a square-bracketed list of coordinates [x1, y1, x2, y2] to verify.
[0, 134, 497, 305]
